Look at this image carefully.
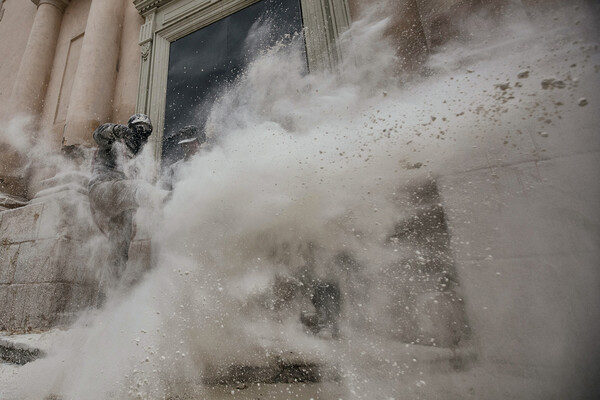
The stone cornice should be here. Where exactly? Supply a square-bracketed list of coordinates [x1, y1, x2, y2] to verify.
[31, 0, 70, 12]
[133, 0, 175, 15]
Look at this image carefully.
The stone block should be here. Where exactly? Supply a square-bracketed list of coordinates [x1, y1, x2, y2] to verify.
[0, 203, 43, 244]
[0, 283, 88, 332]
[0, 285, 18, 331]
[457, 250, 600, 370]
[439, 152, 600, 262]
[12, 239, 71, 284]
[63, 283, 97, 314]
[75, 235, 110, 285]
[441, 112, 541, 177]
[35, 190, 98, 241]
[0, 243, 19, 284]
[12, 238, 103, 286]
[21, 283, 71, 330]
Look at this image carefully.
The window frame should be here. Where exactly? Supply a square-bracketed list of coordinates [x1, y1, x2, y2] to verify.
[133, 0, 351, 162]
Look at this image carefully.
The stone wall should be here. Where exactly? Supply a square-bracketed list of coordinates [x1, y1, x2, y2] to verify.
[0, 177, 153, 332]
[0, 1, 36, 116]
[431, 2, 599, 393]
[0, 195, 97, 332]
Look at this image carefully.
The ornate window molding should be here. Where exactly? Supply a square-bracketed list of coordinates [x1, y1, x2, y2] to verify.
[133, 0, 351, 162]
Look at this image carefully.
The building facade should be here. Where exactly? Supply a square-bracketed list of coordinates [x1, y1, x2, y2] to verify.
[0, 0, 598, 395]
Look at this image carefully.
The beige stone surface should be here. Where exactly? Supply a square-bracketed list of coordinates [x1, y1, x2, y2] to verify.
[0, 285, 18, 330]
[0, 1, 37, 198]
[39, 0, 92, 149]
[112, 1, 144, 125]
[35, 190, 97, 242]
[439, 153, 600, 382]
[0, 244, 19, 284]
[0, 1, 36, 117]
[62, 0, 127, 147]
[0, 280, 97, 332]
[440, 152, 600, 262]
[0, 192, 102, 332]
[0, 283, 72, 331]
[12, 239, 71, 284]
[8, 1, 66, 117]
[0, 203, 43, 244]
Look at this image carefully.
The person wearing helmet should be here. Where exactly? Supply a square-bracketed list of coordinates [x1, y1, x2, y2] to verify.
[160, 125, 207, 191]
[89, 114, 169, 296]
[126, 113, 153, 155]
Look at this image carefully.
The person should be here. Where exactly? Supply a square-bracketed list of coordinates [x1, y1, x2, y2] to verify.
[88, 113, 169, 293]
[177, 125, 206, 162]
[160, 125, 206, 190]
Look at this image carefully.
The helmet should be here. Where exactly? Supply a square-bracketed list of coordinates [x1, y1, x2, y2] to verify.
[127, 113, 153, 136]
[177, 125, 206, 145]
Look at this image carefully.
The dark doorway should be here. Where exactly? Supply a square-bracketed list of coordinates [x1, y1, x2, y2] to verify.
[162, 0, 306, 165]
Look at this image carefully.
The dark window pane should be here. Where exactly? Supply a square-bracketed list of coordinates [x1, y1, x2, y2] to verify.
[163, 0, 306, 165]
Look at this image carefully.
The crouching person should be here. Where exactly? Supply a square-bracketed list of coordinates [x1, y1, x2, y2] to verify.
[89, 114, 169, 297]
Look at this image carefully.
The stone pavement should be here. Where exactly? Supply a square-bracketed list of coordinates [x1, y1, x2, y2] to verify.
[0, 329, 564, 400]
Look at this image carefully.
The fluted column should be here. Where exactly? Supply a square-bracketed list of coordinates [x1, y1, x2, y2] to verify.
[62, 0, 126, 147]
[0, 0, 68, 201]
[112, 2, 144, 124]
[8, 0, 69, 117]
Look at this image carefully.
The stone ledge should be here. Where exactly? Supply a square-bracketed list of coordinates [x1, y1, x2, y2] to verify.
[32, 171, 90, 204]
[0, 192, 28, 210]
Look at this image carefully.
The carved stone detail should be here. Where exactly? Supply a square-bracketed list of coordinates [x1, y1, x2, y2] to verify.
[141, 42, 152, 61]
[134, 0, 173, 15]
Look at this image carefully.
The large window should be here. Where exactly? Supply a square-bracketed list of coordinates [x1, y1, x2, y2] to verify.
[134, 0, 351, 163]
[162, 0, 305, 164]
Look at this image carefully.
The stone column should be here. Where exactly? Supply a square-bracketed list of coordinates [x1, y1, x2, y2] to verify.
[7, 0, 69, 117]
[0, 0, 69, 202]
[62, 0, 126, 147]
[112, 2, 144, 124]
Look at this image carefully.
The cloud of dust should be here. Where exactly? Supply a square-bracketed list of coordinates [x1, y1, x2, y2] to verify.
[8, 0, 600, 399]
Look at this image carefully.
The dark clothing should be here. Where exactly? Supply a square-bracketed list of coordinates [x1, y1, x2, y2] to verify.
[90, 123, 136, 187]
[89, 123, 166, 289]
